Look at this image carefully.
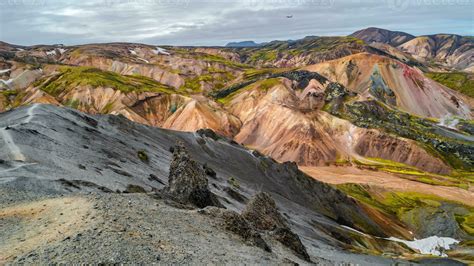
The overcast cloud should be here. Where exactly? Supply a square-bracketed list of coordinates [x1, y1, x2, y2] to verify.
[0, 0, 472, 46]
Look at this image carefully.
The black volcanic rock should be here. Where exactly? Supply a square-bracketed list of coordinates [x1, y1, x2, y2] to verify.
[200, 207, 271, 252]
[243, 192, 311, 261]
[165, 141, 221, 208]
[242, 192, 287, 231]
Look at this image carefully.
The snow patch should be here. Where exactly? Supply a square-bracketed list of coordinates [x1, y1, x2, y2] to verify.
[46, 50, 57, 56]
[0, 69, 11, 74]
[387, 236, 459, 257]
[129, 49, 137, 55]
[438, 115, 459, 129]
[341, 225, 369, 236]
[58, 48, 67, 54]
[154, 47, 170, 56]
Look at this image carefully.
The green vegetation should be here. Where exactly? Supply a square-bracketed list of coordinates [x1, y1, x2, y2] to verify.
[179, 76, 206, 93]
[178, 69, 236, 94]
[240, 36, 366, 65]
[352, 157, 470, 188]
[101, 102, 115, 113]
[137, 150, 149, 163]
[426, 72, 474, 98]
[338, 184, 474, 236]
[456, 213, 474, 235]
[243, 68, 291, 80]
[36, 66, 174, 96]
[227, 176, 240, 189]
[0, 90, 19, 97]
[217, 78, 281, 104]
[64, 98, 80, 109]
[196, 53, 250, 69]
[248, 50, 278, 63]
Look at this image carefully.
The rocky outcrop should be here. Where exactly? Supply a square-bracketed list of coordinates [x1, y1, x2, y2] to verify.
[242, 193, 287, 230]
[199, 207, 271, 252]
[165, 142, 221, 208]
[201, 192, 311, 261]
[242, 193, 311, 261]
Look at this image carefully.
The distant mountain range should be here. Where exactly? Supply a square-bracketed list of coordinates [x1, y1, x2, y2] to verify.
[225, 41, 262, 47]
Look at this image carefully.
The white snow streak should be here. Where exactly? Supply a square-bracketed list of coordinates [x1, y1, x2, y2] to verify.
[154, 47, 170, 55]
[387, 236, 459, 257]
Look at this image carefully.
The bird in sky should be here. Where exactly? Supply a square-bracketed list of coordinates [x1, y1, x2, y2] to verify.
[286, 15, 293, 19]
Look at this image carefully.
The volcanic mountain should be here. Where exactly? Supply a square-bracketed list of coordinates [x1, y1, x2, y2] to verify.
[398, 34, 474, 71]
[350, 27, 415, 46]
[0, 28, 473, 264]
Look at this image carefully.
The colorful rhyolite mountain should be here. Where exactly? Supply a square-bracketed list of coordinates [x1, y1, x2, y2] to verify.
[0, 27, 473, 264]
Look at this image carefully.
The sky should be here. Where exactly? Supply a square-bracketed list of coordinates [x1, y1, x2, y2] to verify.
[0, 0, 473, 46]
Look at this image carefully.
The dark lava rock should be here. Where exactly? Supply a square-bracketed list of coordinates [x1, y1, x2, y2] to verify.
[224, 187, 247, 203]
[202, 163, 216, 178]
[243, 192, 310, 261]
[273, 227, 311, 262]
[124, 184, 147, 193]
[200, 207, 271, 252]
[165, 141, 221, 208]
[242, 192, 287, 231]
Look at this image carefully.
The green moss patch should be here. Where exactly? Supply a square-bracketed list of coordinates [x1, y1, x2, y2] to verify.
[137, 150, 149, 163]
[353, 158, 469, 188]
[217, 78, 281, 104]
[426, 72, 474, 98]
[338, 184, 474, 237]
[36, 66, 174, 96]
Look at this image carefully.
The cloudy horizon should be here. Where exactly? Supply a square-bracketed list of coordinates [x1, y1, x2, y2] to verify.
[0, 0, 473, 46]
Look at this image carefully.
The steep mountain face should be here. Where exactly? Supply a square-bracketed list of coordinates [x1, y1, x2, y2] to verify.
[350, 27, 415, 47]
[61, 44, 246, 92]
[398, 34, 474, 72]
[23, 74, 241, 137]
[304, 53, 472, 119]
[221, 76, 452, 174]
[0, 104, 417, 264]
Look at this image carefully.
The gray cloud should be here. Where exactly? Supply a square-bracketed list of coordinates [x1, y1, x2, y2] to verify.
[0, 0, 472, 46]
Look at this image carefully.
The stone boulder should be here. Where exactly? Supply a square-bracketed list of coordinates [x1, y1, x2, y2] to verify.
[200, 207, 271, 252]
[242, 192, 287, 231]
[243, 192, 311, 261]
[165, 141, 220, 208]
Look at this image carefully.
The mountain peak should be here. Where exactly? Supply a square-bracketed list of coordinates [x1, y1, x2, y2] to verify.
[350, 27, 415, 46]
